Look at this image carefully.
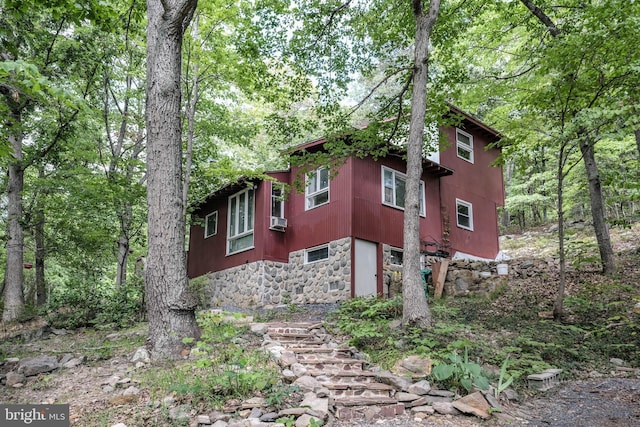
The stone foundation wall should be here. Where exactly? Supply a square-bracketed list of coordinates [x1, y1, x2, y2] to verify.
[201, 237, 352, 309]
[287, 237, 351, 304]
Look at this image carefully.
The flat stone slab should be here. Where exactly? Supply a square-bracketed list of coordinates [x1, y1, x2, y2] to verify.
[451, 391, 491, 419]
[18, 355, 59, 377]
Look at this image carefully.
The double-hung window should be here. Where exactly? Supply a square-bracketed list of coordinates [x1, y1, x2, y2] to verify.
[305, 167, 329, 210]
[204, 211, 218, 238]
[382, 166, 425, 216]
[456, 128, 474, 163]
[456, 198, 473, 231]
[228, 188, 255, 254]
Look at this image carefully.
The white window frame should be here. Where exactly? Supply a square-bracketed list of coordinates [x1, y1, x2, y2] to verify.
[304, 244, 329, 264]
[204, 211, 218, 238]
[381, 166, 426, 217]
[271, 183, 285, 218]
[227, 188, 255, 255]
[305, 167, 330, 210]
[456, 198, 474, 231]
[456, 128, 474, 163]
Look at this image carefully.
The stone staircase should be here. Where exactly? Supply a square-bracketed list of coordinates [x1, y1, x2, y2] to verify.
[263, 321, 405, 421]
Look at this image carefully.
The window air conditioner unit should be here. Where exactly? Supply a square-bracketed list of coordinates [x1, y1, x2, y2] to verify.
[270, 216, 287, 230]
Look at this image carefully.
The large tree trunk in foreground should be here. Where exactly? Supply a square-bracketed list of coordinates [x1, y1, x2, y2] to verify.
[145, 0, 199, 359]
[3, 107, 25, 322]
[402, 0, 441, 327]
[579, 137, 616, 275]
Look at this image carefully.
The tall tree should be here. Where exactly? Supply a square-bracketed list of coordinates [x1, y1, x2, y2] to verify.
[517, 0, 625, 275]
[1, 0, 114, 321]
[145, 0, 200, 359]
[402, 0, 441, 327]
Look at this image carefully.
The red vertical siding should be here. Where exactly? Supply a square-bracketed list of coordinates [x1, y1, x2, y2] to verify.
[351, 156, 444, 248]
[187, 178, 288, 278]
[439, 123, 504, 259]
[284, 160, 354, 251]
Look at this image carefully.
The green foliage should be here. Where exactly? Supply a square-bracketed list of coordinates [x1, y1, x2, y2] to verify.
[329, 296, 402, 349]
[46, 275, 144, 330]
[265, 384, 302, 410]
[565, 238, 600, 270]
[149, 311, 279, 407]
[495, 356, 514, 399]
[276, 416, 296, 427]
[430, 347, 490, 393]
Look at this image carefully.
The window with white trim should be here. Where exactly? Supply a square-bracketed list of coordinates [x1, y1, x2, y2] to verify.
[305, 167, 329, 210]
[228, 188, 255, 254]
[456, 199, 474, 231]
[382, 166, 425, 216]
[271, 183, 285, 218]
[204, 211, 218, 238]
[305, 245, 329, 263]
[456, 128, 474, 163]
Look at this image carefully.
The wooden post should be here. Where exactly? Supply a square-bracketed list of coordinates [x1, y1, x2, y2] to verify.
[433, 259, 449, 299]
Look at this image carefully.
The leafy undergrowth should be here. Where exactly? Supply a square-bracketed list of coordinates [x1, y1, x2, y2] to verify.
[328, 246, 640, 396]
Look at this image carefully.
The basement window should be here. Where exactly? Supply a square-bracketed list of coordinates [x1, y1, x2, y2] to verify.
[305, 245, 329, 264]
[390, 248, 403, 266]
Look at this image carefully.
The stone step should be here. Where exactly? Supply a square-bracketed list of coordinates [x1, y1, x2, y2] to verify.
[324, 382, 394, 398]
[295, 351, 354, 361]
[266, 322, 323, 329]
[309, 369, 378, 384]
[292, 347, 351, 355]
[332, 396, 399, 407]
[295, 358, 364, 371]
[334, 401, 405, 421]
[272, 339, 328, 347]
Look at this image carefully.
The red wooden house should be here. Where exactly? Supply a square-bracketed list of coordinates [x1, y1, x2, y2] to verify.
[187, 107, 504, 308]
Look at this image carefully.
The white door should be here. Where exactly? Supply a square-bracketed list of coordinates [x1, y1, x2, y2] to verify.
[355, 239, 378, 297]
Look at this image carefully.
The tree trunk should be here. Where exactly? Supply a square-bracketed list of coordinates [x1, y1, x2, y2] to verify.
[182, 13, 200, 219]
[553, 149, 567, 320]
[115, 222, 130, 288]
[579, 137, 616, 275]
[34, 170, 47, 306]
[145, 0, 199, 359]
[3, 107, 25, 322]
[501, 161, 514, 228]
[402, 0, 441, 327]
[635, 128, 640, 158]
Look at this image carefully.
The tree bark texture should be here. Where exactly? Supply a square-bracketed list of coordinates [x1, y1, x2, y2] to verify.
[553, 147, 567, 320]
[635, 128, 640, 158]
[145, 0, 199, 359]
[402, 0, 441, 327]
[579, 138, 616, 275]
[3, 107, 25, 322]
[34, 180, 47, 307]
